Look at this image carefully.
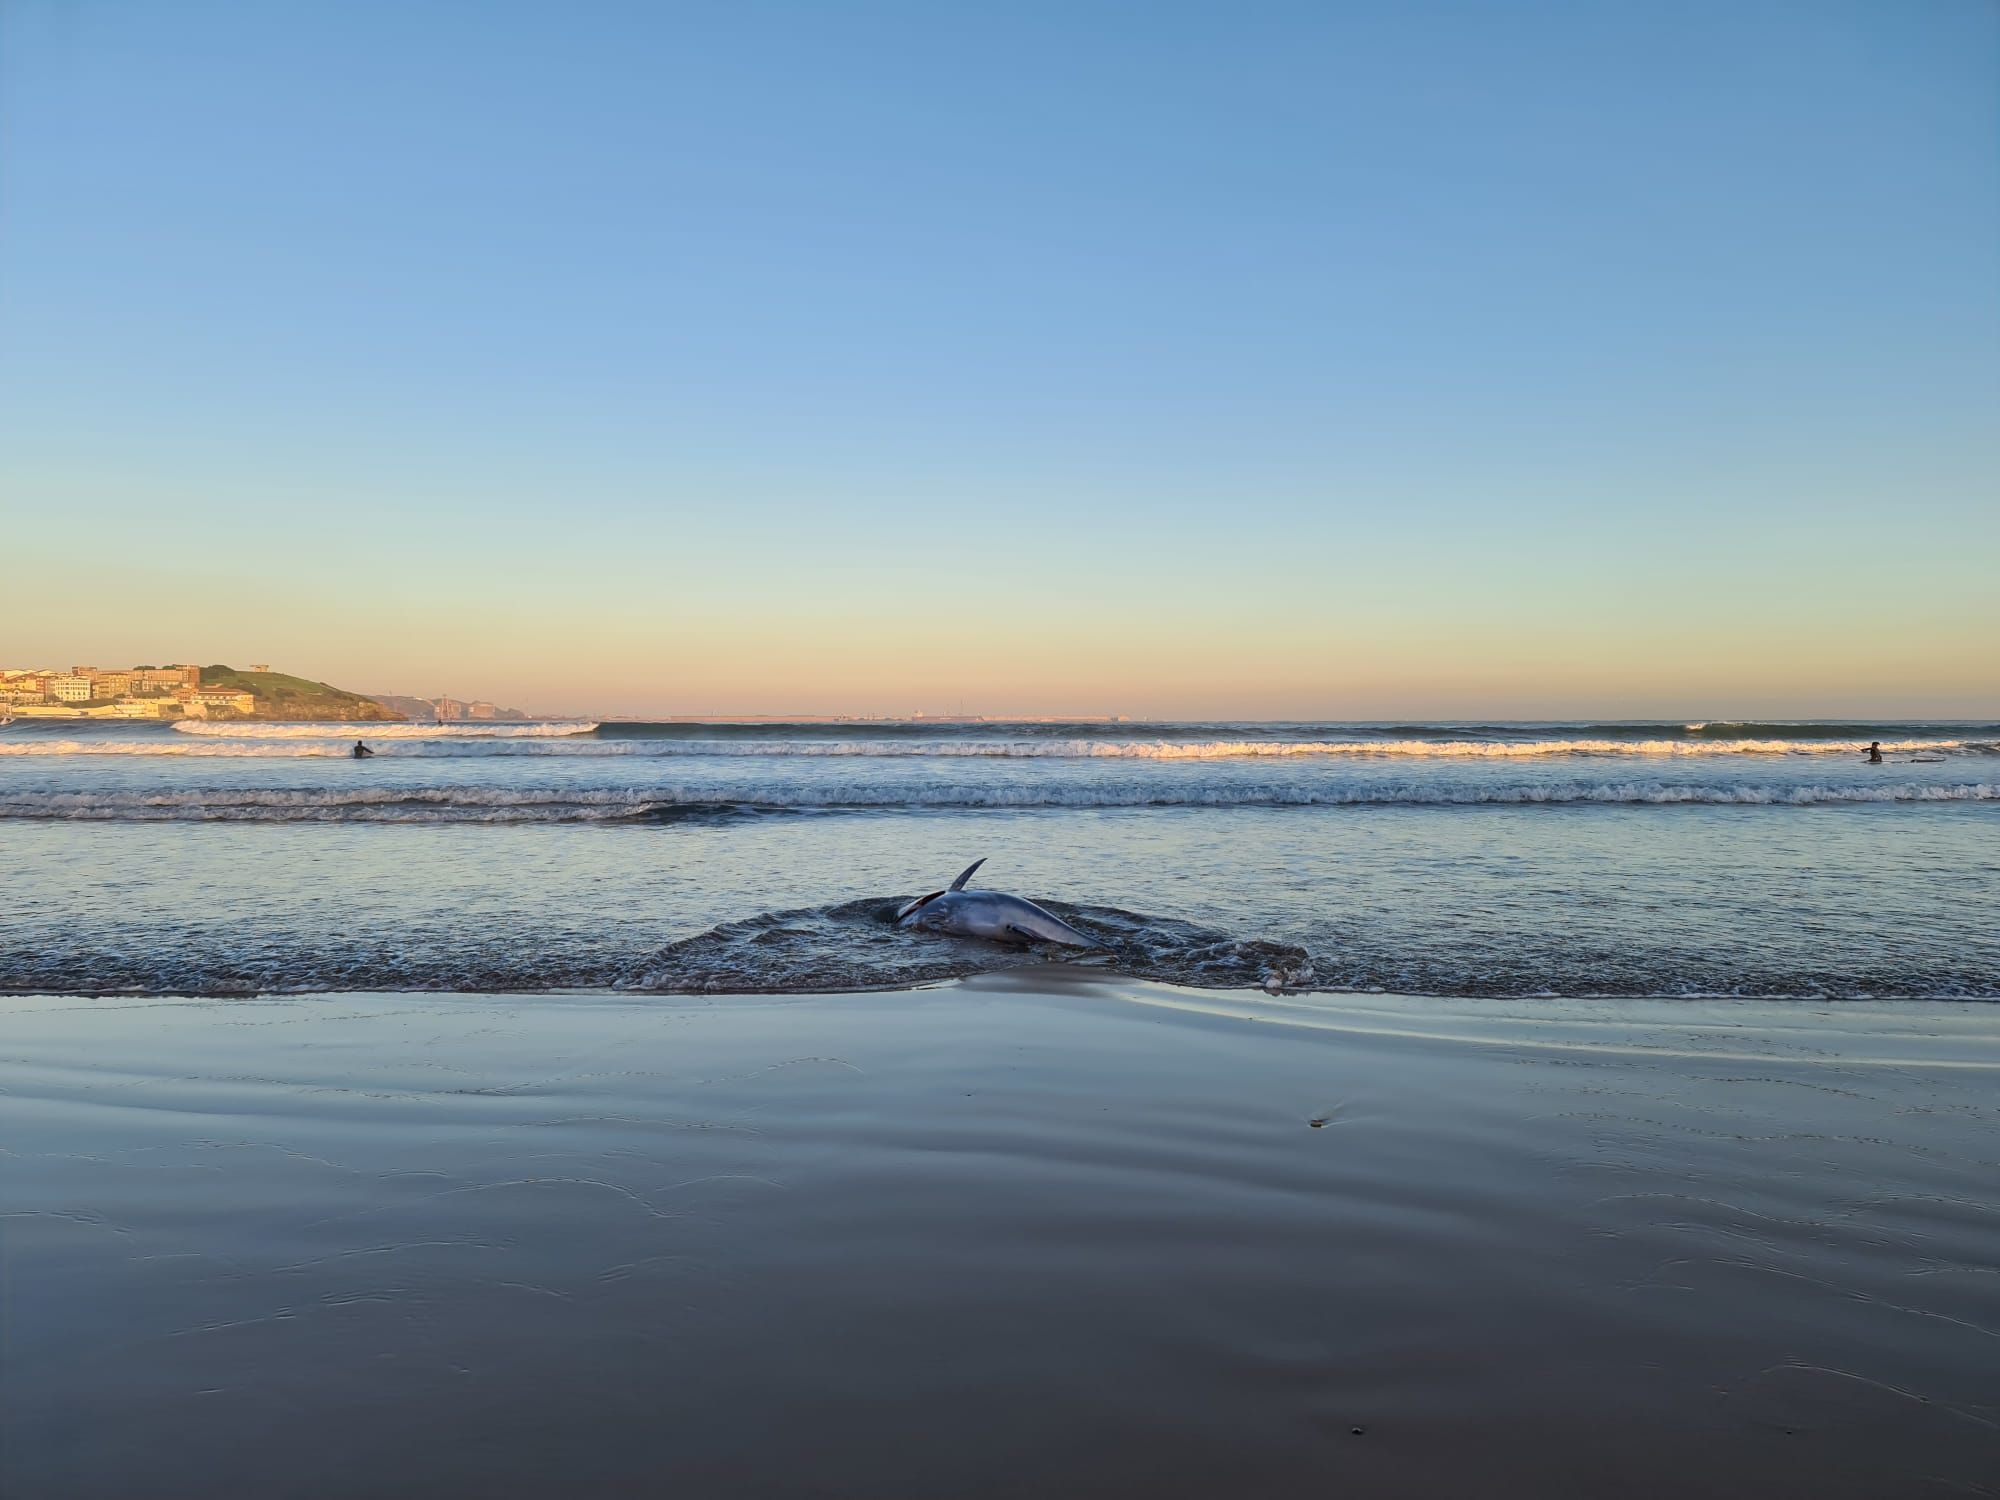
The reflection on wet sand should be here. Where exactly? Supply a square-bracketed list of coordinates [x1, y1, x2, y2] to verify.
[3, 979, 1996, 1498]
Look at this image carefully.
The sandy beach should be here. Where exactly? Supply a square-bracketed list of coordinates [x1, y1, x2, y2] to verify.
[3, 977, 1995, 1498]
[11, 0, 1997, 1492]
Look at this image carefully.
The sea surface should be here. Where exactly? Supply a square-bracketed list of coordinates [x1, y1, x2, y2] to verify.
[3, 717, 1996, 999]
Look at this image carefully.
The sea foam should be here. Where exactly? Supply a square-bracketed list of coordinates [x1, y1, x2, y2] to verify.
[168, 720, 598, 738]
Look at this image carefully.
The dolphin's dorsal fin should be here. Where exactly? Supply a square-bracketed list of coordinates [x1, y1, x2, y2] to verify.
[950, 858, 987, 891]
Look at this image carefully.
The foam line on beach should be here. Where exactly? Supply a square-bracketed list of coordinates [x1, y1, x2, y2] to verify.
[1115, 989, 2000, 1068]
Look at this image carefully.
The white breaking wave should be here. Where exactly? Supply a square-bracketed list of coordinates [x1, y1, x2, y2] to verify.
[3, 781, 1995, 821]
[168, 720, 597, 739]
[0, 740, 361, 757]
[2, 735, 1982, 760]
[610, 735, 1966, 759]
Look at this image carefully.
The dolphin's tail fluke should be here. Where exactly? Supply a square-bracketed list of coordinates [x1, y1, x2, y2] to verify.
[949, 858, 987, 891]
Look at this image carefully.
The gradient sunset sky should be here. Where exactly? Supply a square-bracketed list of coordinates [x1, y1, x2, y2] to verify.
[3, 1, 1995, 718]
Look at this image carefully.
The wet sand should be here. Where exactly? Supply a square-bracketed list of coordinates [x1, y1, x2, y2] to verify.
[2, 976, 1996, 1498]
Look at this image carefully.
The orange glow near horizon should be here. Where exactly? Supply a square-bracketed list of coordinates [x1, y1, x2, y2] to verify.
[8, 563, 1996, 721]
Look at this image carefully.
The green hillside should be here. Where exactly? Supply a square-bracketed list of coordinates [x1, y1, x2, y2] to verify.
[200, 665, 404, 722]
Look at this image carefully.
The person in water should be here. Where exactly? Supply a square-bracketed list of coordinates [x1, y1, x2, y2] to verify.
[352, 740, 374, 759]
[1865, 741, 1883, 764]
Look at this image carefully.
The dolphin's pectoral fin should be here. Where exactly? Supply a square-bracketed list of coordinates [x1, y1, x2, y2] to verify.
[949, 858, 987, 892]
[895, 891, 943, 922]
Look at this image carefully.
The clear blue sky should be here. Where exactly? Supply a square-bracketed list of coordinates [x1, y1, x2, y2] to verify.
[3, 0, 1995, 716]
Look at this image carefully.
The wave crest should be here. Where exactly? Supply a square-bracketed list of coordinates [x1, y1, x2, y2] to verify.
[4, 735, 1987, 760]
[4, 781, 1994, 822]
[169, 720, 597, 738]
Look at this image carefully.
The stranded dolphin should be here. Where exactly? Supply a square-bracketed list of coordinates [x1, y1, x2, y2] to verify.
[894, 859, 1104, 949]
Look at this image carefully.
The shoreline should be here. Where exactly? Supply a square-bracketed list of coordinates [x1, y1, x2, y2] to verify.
[6, 977, 2000, 1006]
[5, 977, 1996, 1497]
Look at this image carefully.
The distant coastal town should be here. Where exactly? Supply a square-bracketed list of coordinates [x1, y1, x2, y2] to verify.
[0, 663, 532, 724]
[0, 663, 1138, 724]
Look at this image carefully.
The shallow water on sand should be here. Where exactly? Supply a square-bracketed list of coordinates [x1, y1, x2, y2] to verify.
[3, 982, 1996, 1498]
[2, 718, 1996, 998]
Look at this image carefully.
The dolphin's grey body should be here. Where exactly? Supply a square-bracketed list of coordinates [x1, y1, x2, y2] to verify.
[895, 859, 1103, 949]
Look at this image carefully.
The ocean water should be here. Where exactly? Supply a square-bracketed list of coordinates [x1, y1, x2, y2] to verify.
[3, 718, 1995, 999]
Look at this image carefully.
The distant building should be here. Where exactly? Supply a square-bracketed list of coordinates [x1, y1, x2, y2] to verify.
[135, 666, 199, 692]
[2, 665, 209, 710]
[190, 688, 256, 714]
[249, 663, 270, 673]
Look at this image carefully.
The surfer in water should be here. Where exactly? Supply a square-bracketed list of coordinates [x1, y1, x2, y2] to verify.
[352, 740, 375, 760]
[1864, 741, 1883, 764]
